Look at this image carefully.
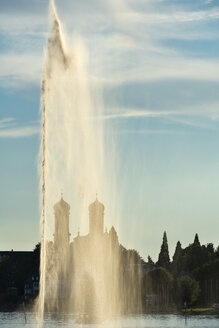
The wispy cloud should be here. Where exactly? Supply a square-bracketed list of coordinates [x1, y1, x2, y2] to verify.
[91, 55, 219, 88]
[99, 109, 174, 120]
[126, 8, 219, 24]
[0, 118, 39, 138]
[164, 116, 214, 129]
[0, 117, 15, 128]
[113, 129, 189, 135]
[0, 13, 46, 36]
[0, 53, 42, 88]
[0, 0, 219, 90]
[97, 103, 219, 130]
[0, 126, 39, 138]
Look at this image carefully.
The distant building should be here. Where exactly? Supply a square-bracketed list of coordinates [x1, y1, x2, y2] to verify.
[24, 276, 39, 299]
[0, 251, 36, 297]
[0, 251, 33, 263]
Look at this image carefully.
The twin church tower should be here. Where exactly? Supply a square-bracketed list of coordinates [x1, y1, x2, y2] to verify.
[53, 194, 111, 250]
[44, 194, 119, 305]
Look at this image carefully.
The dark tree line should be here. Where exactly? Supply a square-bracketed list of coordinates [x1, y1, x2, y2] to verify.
[145, 231, 219, 308]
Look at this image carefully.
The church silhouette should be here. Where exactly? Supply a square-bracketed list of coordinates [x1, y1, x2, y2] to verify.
[43, 194, 142, 318]
[53, 194, 119, 255]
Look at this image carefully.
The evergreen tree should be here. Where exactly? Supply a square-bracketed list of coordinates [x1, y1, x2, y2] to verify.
[172, 241, 182, 276]
[194, 233, 200, 246]
[147, 255, 154, 265]
[157, 231, 170, 269]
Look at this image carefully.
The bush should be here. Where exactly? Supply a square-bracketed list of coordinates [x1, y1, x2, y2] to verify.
[176, 276, 200, 306]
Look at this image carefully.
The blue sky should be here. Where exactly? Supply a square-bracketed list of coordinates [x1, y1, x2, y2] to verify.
[0, 0, 219, 260]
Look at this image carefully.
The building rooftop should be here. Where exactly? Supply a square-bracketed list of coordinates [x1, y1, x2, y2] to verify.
[89, 195, 104, 211]
[54, 194, 70, 210]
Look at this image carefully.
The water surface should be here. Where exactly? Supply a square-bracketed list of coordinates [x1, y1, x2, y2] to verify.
[0, 312, 219, 328]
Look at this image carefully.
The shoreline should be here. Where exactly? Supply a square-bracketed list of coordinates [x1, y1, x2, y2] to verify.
[0, 303, 219, 317]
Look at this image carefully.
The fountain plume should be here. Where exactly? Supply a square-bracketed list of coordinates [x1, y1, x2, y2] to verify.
[37, 0, 143, 325]
[37, 0, 109, 321]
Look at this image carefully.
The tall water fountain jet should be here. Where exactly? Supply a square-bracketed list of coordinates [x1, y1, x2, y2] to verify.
[37, 0, 143, 324]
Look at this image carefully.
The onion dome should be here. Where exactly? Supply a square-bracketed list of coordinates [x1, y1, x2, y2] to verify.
[54, 193, 70, 211]
[89, 194, 104, 212]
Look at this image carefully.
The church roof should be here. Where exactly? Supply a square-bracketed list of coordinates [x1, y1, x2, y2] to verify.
[89, 195, 104, 210]
[54, 195, 70, 209]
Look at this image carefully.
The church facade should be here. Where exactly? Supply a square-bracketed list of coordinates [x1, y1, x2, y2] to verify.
[46, 194, 120, 315]
[44, 194, 143, 317]
[53, 194, 118, 253]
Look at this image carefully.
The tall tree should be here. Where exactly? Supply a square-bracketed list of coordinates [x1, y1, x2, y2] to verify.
[157, 231, 170, 269]
[172, 241, 182, 276]
[194, 233, 200, 247]
[147, 255, 154, 265]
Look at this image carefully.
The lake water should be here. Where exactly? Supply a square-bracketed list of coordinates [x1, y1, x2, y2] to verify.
[0, 312, 219, 328]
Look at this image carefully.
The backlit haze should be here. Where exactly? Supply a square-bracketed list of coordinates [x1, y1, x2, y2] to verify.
[1, 0, 219, 261]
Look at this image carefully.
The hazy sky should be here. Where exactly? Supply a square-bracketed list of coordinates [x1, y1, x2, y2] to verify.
[0, 0, 219, 261]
